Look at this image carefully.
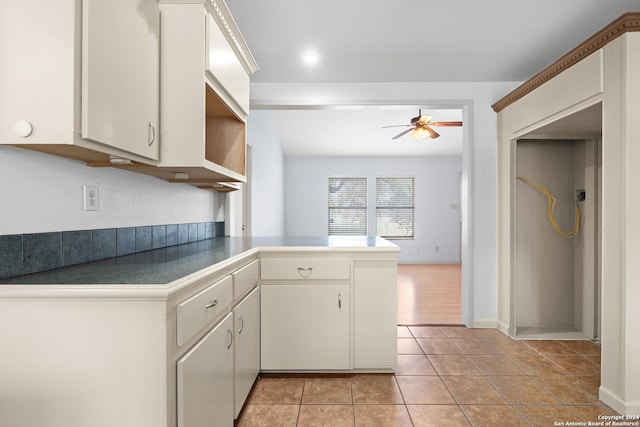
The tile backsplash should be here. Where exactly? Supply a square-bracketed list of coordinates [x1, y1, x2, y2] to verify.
[0, 221, 225, 280]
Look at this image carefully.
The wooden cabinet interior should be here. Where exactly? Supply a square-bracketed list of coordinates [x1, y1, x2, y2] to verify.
[205, 86, 246, 177]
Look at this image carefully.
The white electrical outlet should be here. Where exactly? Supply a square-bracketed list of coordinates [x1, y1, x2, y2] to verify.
[83, 185, 99, 211]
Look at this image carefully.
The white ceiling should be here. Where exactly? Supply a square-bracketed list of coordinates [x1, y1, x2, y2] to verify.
[227, 0, 639, 156]
[252, 107, 464, 157]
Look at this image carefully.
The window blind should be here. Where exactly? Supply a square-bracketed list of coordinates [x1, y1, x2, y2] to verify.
[328, 177, 367, 235]
[376, 177, 414, 239]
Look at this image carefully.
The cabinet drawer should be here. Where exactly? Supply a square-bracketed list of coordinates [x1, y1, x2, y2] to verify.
[260, 258, 350, 281]
[233, 259, 259, 302]
[177, 276, 232, 346]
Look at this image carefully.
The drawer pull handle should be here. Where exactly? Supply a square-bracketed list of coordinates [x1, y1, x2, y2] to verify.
[227, 329, 233, 349]
[205, 300, 219, 309]
[238, 316, 244, 334]
[297, 267, 313, 278]
[338, 293, 342, 310]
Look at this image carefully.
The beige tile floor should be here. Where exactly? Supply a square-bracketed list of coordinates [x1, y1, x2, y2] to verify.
[236, 326, 618, 426]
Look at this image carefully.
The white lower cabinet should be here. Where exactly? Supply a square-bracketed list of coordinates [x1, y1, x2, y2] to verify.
[233, 287, 260, 418]
[177, 313, 234, 427]
[261, 284, 350, 370]
[0, 244, 398, 427]
[353, 260, 398, 368]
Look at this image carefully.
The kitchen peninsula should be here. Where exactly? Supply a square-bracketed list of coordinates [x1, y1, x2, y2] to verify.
[0, 236, 399, 427]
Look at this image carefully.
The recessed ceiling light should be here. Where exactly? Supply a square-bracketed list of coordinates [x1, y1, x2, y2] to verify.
[302, 50, 320, 66]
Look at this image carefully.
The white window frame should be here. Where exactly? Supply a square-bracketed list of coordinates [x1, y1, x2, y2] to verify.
[328, 177, 367, 236]
[376, 176, 415, 239]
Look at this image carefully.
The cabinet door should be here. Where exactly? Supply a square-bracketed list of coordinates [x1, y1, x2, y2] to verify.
[205, 14, 250, 116]
[261, 285, 350, 370]
[82, 0, 160, 160]
[177, 314, 234, 427]
[354, 260, 398, 369]
[233, 287, 260, 418]
[0, 0, 75, 144]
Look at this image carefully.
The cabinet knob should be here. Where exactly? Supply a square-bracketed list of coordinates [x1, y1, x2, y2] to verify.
[238, 316, 244, 334]
[338, 293, 342, 310]
[14, 120, 33, 137]
[205, 300, 219, 309]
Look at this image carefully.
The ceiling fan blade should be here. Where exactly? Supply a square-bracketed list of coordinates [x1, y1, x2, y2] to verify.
[425, 126, 440, 139]
[382, 125, 412, 128]
[429, 121, 463, 127]
[392, 128, 415, 139]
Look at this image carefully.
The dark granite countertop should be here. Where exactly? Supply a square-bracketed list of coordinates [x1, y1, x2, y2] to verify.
[0, 236, 397, 286]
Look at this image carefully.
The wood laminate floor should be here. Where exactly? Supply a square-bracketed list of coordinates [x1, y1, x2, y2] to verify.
[398, 264, 462, 326]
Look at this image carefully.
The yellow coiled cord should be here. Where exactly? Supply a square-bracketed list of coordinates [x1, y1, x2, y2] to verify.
[516, 176, 581, 238]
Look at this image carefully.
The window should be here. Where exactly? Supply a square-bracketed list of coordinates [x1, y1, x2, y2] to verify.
[328, 177, 367, 235]
[376, 177, 415, 239]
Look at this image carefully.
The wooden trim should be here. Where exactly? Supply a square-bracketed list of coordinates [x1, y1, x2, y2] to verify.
[168, 178, 237, 184]
[85, 160, 149, 168]
[492, 12, 640, 112]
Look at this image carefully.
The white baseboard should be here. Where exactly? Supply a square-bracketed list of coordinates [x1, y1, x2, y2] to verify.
[398, 262, 462, 265]
[496, 320, 510, 335]
[599, 385, 640, 415]
[472, 319, 498, 329]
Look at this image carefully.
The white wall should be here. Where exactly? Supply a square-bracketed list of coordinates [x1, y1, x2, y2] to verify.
[246, 111, 285, 236]
[0, 146, 219, 235]
[284, 156, 462, 264]
[249, 81, 521, 326]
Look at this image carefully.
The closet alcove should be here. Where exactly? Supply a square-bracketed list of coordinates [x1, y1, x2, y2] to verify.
[513, 103, 602, 340]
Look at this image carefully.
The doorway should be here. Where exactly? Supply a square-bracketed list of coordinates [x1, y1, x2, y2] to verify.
[249, 102, 474, 327]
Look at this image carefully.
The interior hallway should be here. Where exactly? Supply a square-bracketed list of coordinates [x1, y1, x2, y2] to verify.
[398, 264, 462, 326]
[236, 326, 614, 426]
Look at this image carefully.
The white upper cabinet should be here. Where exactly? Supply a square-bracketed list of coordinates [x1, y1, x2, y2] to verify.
[158, 0, 258, 187]
[0, 0, 160, 162]
[0, 1, 75, 145]
[206, 13, 251, 116]
[82, 0, 160, 160]
[1, 0, 256, 189]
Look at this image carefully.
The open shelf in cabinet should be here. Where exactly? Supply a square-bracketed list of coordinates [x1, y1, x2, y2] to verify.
[205, 85, 246, 178]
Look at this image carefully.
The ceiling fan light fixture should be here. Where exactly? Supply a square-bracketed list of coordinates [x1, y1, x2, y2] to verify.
[384, 110, 462, 140]
[411, 127, 429, 139]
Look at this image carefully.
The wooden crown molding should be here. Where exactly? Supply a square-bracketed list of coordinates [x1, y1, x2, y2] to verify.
[492, 12, 640, 113]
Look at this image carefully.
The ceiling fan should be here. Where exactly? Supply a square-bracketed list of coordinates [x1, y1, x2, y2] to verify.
[383, 110, 463, 140]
